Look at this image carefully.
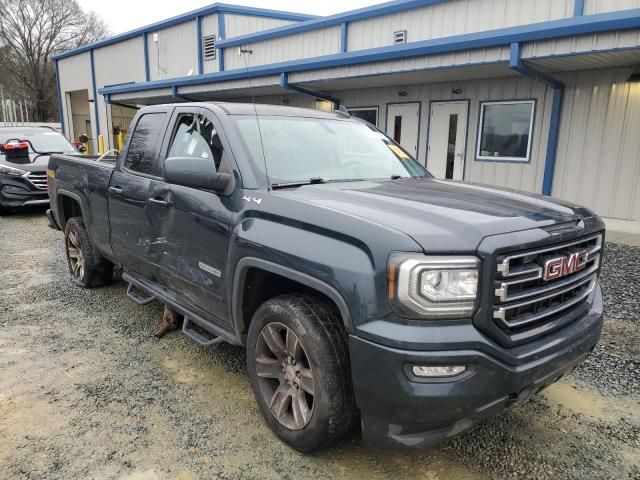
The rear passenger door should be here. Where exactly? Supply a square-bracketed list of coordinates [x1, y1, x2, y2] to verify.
[108, 109, 170, 278]
[147, 107, 235, 324]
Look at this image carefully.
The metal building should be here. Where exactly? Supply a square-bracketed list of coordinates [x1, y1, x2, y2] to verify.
[53, 0, 640, 220]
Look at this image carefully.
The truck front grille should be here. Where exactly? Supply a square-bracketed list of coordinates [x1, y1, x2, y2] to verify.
[492, 233, 602, 335]
[25, 171, 48, 190]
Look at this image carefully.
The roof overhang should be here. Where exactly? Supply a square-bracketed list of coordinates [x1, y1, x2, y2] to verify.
[100, 8, 640, 104]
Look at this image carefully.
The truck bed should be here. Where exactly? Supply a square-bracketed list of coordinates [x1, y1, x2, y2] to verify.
[50, 153, 117, 168]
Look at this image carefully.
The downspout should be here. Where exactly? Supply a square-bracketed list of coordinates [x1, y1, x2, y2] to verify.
[55, 59, 65, 135]
[279, 73, 341, 109]
[509, 42, 564, 197]
[172, 86, 197, 102]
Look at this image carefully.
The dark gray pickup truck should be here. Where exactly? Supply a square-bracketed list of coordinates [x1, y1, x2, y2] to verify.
[47, 102, 605, 452]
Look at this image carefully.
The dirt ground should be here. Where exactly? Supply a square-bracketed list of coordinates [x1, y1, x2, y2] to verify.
[0, 210, 639, 480]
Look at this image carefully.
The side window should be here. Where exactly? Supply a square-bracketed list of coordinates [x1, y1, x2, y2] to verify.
[167, 114, 223, 170]
[125, 113, 166, 174]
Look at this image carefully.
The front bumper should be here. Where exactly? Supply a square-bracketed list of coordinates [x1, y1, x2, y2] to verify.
[350, 283, 603, 449]
[0, 173, 49, 209]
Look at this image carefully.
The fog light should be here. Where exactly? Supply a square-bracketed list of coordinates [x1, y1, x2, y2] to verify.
[412, 365, 466, 377]
[2, 185, 26, 194]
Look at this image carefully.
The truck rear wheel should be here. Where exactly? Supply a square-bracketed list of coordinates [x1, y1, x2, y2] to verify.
[64, 217, 113, 288]
[247, 294, 357, 452]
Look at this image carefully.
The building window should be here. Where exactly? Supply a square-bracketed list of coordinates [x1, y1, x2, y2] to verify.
[476, 100, 535, 162]
[202, 34, 216, 61]
[347, 107, 378, 126]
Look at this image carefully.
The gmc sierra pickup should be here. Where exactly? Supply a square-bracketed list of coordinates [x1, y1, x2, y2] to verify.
[47, 102, 605, 452]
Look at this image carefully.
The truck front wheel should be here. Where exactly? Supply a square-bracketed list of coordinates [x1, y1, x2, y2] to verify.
[247, 294, 357, 452]
[64, 217, 113, 288]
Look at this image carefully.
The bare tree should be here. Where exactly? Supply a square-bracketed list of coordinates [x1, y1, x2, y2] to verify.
[0, 0, 109, 121]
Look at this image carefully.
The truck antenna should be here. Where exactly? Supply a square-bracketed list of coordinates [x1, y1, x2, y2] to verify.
[240, 49, 271, 191]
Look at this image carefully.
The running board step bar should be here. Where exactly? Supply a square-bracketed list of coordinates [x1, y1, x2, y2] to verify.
[126, 282, 156, 305]
[182, 317, 224, 347]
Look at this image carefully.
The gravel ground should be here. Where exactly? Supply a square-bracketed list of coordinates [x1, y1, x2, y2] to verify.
[0, 210, 639, 480]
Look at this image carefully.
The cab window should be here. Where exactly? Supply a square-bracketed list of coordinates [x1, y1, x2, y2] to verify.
[167, 114, 223, 171]
[125, 113, 166, 175]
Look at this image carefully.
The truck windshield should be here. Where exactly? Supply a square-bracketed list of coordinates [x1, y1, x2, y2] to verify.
[233, 116, 427, 185]
[0, 130, 74, 153]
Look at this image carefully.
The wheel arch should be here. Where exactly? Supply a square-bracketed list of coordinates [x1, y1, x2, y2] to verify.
[232, 257, 355, 344]
[56, 189, 87, 230]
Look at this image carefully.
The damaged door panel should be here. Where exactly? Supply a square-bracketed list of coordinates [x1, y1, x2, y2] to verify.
[147, 107, 233, 322]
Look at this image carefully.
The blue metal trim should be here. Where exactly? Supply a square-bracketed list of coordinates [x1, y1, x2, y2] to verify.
[197, 16, 203, 75]
[218, 12, 226, 72]
[89, 49, 100, 137]
[100, 8, 640, 97]
[574, 0, 585, 16]
[279, 73, 340, 107]
[143, 33, 150, 81]
[425, 99, 470, 178]
[542, 88, 563, 196]
[509, 42, 563, 195]
[340, 22, 348, 53]
[54, 59, 65, 135]
[509, 43, 563, 89]
[52, 4, 315, 60]
[218, 0, 450, 48]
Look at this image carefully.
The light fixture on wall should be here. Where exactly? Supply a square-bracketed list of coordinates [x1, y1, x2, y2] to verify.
[628, 73, 640, 82]
[398, 90, 408, 97]
[452, 88, 463, 95]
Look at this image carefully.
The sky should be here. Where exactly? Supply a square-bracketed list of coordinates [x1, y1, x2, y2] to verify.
[78, 0, 382, 35]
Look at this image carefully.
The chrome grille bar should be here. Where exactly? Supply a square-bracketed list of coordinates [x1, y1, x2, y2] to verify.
[25, 172, 48, 190]
[496, 233, 602, 278]
[493, 276, 596, 328]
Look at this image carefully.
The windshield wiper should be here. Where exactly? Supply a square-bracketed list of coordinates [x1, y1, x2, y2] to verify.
[271, 178, 328, 189]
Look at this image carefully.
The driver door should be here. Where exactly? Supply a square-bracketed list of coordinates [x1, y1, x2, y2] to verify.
[147, 107, 235, 324]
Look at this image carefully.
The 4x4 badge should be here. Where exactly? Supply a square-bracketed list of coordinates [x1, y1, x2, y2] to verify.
[243, 195, 262, 205]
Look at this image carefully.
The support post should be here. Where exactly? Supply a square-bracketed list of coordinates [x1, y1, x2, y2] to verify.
[510, 42, 564, 197]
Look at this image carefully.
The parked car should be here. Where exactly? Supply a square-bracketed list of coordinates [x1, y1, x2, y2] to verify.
[46, 103, 605, 452]
[0, 126, 77, 215]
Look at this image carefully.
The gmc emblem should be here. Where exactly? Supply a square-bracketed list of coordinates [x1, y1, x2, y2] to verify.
[542, 250, 589, 281]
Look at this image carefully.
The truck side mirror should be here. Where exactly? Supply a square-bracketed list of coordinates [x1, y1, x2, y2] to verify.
[163, 156, 233, 193]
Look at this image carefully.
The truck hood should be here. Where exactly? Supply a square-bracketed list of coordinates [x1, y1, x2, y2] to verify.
[0, 153, 54, 172]
[275, 178, 593, 252]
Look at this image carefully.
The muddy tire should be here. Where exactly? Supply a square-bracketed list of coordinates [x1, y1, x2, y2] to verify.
[64, 217, 113, 288]
[247, 294, 357, 452]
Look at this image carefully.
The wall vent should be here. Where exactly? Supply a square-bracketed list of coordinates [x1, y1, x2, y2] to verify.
[203, 35, 217, 61]
[393, 30, 407, 44]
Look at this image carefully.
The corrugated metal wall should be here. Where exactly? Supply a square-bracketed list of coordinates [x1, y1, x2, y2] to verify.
[57, 52, 94, 145]
[522, 29, 640, 59]
[94, 37, 147, 150]
[222, 26, 342, 70]
[147, 21, 198, 80]
[225, 14, 294, 38]
[347, 0, 574, 51]
[553, 67, 640, 220]
[584, 0, 640, 14]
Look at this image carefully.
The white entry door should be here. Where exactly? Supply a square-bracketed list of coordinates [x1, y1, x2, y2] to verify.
[386, 103, 420, 157]
[427, 101, 468, 180]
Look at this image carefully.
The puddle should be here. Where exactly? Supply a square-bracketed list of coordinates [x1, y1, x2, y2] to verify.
[543, 381, 639, 421]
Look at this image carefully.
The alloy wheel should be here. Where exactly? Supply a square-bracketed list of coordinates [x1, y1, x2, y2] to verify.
[66, 230, 85, 281]
[255, 322, 315, 430]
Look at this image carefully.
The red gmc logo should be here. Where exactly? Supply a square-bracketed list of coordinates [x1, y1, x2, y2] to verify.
[543, 250, 589, 281]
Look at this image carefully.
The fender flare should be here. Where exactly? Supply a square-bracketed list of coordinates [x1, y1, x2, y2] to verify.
[231, 257, 355, 341]
[55, 189, 88, 229]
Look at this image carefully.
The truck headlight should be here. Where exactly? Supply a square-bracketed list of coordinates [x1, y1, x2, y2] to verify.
[0, 164, 27, 176]
[388, 254, 479, 318]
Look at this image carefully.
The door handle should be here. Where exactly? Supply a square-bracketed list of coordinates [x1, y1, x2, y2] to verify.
[109, 186, 123, 194]
[148, 197, 171, 207]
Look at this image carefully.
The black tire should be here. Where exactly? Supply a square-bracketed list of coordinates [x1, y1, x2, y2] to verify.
[247, 294, 357, 452]
[64, 216, 114, 288]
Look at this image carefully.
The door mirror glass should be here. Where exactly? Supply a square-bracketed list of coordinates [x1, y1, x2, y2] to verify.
[163, 156, 232, 193]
